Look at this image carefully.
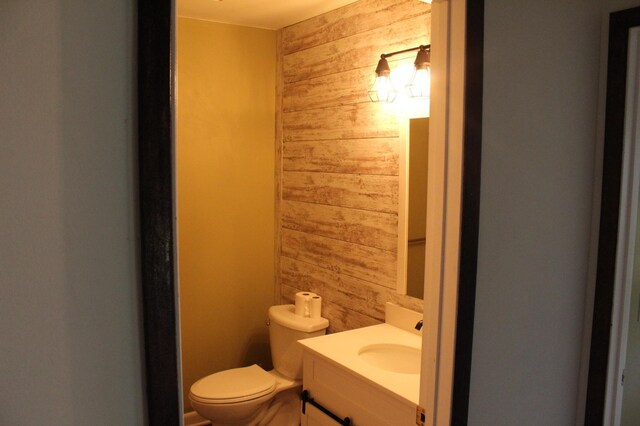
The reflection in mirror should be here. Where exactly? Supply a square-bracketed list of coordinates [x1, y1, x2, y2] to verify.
[399, 117, 429, 299]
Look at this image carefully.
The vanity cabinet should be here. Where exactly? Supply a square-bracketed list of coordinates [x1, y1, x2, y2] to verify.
[301, 351, 417, 426]
[304, 405, 345, 426]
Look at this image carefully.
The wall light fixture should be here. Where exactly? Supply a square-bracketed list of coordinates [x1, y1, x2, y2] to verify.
[406, 45, 431, 98]
[369, 44, 431, 103]
[368, 56, 396, 103]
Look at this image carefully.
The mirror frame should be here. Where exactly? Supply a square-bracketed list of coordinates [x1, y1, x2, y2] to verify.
[137, 0, 484, 424]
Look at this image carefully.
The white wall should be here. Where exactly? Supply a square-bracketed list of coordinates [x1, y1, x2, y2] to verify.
[0, 0, 144, 424]
[469, 1, 602, 423]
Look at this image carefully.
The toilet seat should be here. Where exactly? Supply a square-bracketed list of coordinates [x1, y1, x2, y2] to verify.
[190, 365, 276, 405]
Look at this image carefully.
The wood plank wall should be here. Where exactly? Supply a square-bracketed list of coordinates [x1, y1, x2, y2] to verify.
[277, 0, 430, 332]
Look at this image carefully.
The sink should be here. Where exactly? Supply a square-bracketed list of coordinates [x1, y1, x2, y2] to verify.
[298, 304, 423, 404]
[358, 343, 421, 374]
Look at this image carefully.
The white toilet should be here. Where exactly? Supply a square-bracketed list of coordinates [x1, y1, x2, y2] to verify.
[189, 304, 329, 426]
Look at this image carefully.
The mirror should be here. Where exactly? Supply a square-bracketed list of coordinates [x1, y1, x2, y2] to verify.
[398, 117, 429, 299]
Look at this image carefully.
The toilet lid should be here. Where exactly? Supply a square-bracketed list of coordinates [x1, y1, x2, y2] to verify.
[190, 365, 276, 404]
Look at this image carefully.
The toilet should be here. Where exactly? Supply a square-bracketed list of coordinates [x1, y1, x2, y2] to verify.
[189, 304, 329, 426]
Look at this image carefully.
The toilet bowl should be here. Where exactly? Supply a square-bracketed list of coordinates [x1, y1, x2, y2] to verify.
[189, 305, 328, 426]
[189, 365, 299, 426]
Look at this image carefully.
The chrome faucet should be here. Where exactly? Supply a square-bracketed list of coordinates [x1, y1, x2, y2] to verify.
[415, 319, 423, 331]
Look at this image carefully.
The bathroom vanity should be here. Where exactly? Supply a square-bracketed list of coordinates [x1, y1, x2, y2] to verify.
[299, 304, 423, 426]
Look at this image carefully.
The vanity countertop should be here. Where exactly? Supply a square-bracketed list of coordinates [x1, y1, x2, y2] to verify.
[298, 322, 421, 405]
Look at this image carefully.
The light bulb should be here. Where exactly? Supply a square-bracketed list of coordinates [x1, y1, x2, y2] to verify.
[406, 67, 431, 98]
[369, 57, 397, 103]
[369, 75, 397, 103]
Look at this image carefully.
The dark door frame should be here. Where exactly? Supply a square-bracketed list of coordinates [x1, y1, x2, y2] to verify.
[137, 1, 483, 424]
[585, 6, 640, 425]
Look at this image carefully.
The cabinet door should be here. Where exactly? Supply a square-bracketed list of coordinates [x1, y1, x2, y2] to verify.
[303, 404, 348, 426]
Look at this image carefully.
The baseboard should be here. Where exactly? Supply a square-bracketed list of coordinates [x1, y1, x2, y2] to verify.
[183, 410, 210, 426]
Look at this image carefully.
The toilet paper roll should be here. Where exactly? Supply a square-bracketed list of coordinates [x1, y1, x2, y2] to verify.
[294, 292, 317, 317]
[309, 295, 322, 318]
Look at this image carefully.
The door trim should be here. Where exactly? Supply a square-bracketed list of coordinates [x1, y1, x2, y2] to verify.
[452, 0, 484, 422]
[136, 1, 483, 424]
[585, 6, 640, 425]
[138, 0, 181, 424]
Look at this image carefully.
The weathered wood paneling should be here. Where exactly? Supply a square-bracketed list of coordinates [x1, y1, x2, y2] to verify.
[282, 57, 414, 112]
[281, 229, 396, 288]
[282, 284, 381, 333]
[283, 14, 431, 84]
[281, 200, 397, 251]
[281, 257, 422, 332]
[282, 138, 399, 175]
[277, 0, 430, 332]
[282, 171, 398, 214]
[281, 0, 430, 55]
[283, 66, 373, 112]
[283, 102, 399, 142]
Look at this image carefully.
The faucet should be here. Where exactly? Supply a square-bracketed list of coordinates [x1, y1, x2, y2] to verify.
[415, 319, 423, 331]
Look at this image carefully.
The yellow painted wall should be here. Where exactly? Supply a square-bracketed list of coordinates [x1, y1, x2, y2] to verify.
[177, 18, 276, 411]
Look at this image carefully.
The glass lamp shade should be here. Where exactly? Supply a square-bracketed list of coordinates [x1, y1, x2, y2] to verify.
[369, 57, 397, 103]
[368, 75, 397, 102]
[406, 66, 431, 98]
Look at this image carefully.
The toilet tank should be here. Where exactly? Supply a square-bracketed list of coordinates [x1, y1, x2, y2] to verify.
[268, 305, 329, 380]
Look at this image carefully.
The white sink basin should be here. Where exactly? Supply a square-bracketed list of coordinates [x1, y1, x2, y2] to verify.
[298, 304, 423, 404]
[358, 343, 421, 374]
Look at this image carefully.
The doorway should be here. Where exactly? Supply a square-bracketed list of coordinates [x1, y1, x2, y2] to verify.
[137, 1, 484, 425]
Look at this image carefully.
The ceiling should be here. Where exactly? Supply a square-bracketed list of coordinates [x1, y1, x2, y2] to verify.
[177, 0, 361, 30]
